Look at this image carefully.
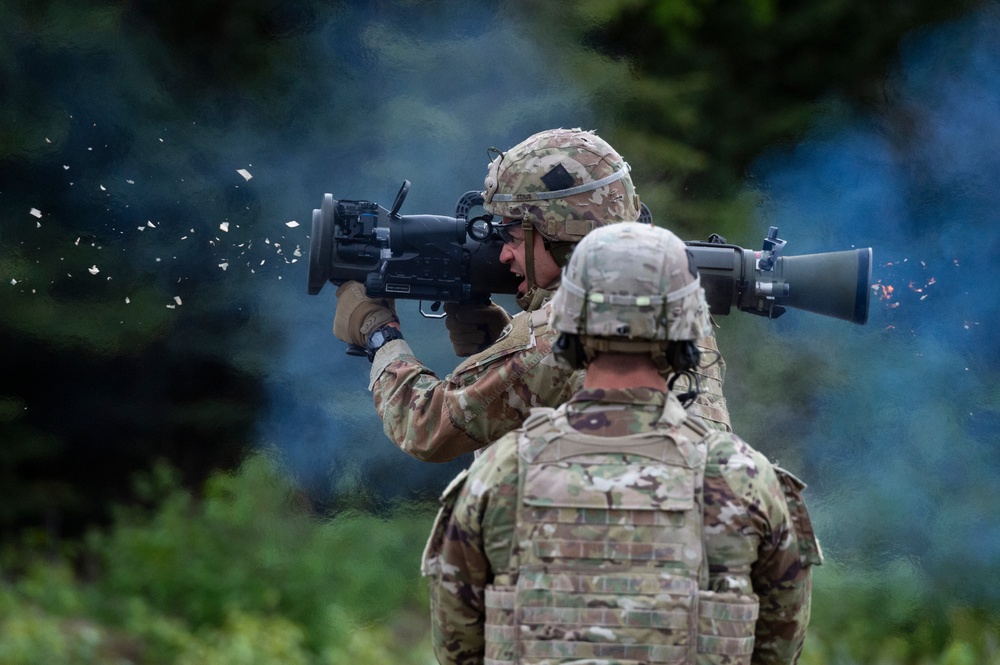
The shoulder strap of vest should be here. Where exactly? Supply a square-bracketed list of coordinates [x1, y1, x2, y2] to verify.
[676, 414, 712, 590]
[677, 413, 710, 444]
[521, 407, 556, 441]
[517, 407, 559, 464]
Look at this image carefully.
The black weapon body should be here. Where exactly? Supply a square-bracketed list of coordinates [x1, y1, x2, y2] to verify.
[308, 182, 872, 325]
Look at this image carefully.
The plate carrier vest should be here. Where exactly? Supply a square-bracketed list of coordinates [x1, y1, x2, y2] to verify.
[483, 402, 759, 665]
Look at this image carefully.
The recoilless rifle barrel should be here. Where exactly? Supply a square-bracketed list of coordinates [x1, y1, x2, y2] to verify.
[308, 181, 872, 327]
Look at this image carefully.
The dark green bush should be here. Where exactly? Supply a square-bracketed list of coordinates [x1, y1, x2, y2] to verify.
[1, 452, 437, 664]
[3, 452, 998, 664]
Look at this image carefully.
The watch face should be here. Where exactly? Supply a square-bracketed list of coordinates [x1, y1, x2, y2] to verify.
[366, 326, 401, 357]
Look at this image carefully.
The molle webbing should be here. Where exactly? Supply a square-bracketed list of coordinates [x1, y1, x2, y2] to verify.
[482, 404, 756, 664]
[511, 406, 707, 664]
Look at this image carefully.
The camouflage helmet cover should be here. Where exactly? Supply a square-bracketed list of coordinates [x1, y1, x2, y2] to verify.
[549, 222, 711, 343]
[482, 128, 641, 242]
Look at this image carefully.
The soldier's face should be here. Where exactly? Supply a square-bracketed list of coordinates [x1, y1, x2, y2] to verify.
[498, 221, 561, 294]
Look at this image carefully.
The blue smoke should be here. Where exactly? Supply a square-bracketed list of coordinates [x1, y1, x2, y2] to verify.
[0, 1, 603, 500]
[746, 4, 1000, 605]
[251, 2, 600, 495]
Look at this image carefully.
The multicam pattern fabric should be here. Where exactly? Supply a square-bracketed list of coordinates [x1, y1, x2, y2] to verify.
[422, 388, 821, 665]
[550, 222, 712, 344]
[369, 297, 732, 462]
[482, 128, 641, 242]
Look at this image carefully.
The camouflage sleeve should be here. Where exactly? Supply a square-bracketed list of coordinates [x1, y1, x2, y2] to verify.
[369, 315, 728, 462]
[369, 312, 581, 463]
[752, 466, 822, 664]
[703, 433, 821, 665]
[423, 435, 520, 665]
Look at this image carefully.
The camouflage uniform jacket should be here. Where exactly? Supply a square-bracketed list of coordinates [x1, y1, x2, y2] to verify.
[369, 293, 732, 463]
[422, 388, 822, 664]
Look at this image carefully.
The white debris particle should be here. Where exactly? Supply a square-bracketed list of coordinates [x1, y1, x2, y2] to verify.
[125, 297, 130, 304]
[220, 222, 230, 232]
[237, 169, 253, 181]
[127, 179, 134, 184]
[260, 260, 265, 266]
[159, 138, 164, 143]
[219, 262, 229, 271]
[88, 265, 100, 275]
[30, 208, 42, 218]
[166, 304, 176, 309]
[293, 246, 302, 257]
[10, 279, 17, 285]
[75, 237, 81, 245]
[63, 165, 70, 170]
[286, 221, 299, 228]
[173, 296, 182, 306]
[137, 226, 145, 231]
[100, 184, 107, 191]
[147, 221, 156, 228]
[46, 138, 52, 143]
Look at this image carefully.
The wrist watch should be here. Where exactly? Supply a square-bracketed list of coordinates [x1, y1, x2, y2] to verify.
[365, 324, 404, 361]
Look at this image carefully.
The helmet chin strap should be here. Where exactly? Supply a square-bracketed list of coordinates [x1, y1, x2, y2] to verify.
[522, 219, 537, 289]
[516, 219, 540, 311]
[516, 219, 572, 311]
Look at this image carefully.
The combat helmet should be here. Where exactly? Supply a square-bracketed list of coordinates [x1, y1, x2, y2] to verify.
[482, 128, 641, 307]
[549, 221, 711, 379]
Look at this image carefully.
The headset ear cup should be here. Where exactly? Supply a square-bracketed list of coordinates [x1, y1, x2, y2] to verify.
[667, 341, 700, 373]
[554, 333, 588, 370]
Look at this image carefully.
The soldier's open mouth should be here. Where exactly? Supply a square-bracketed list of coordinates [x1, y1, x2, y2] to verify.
[514, 272, 526, 294]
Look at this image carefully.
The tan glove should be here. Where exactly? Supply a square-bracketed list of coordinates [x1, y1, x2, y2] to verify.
[444, 301, 512, 357]
[333, 281, 398, 347]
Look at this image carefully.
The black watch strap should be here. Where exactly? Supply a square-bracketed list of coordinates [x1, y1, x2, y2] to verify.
[365, 324, 404, 361]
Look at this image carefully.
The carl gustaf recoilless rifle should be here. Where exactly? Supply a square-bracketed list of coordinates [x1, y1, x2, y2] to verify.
[307, 181, 873, 354]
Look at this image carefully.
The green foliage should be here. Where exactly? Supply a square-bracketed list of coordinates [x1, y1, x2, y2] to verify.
[511, 0, 988, 236]
[3, 453, 1000, 664]
[0, 453, 436, 664]
[801, 561, 1000, 664]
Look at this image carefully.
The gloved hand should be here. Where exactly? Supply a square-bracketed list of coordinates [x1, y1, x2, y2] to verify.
[333, 281, 398, 347]
[444, 301, 512, 357]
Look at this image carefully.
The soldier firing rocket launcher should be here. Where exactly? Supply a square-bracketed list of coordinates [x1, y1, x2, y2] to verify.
[307, 180, 872, 325]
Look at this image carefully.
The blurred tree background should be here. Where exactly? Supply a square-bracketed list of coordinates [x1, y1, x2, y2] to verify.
[2, 0, 999, 662]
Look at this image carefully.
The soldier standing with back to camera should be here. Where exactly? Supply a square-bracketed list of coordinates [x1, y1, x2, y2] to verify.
[422, 222, 823, 665]
[332, 128, 731, 462]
